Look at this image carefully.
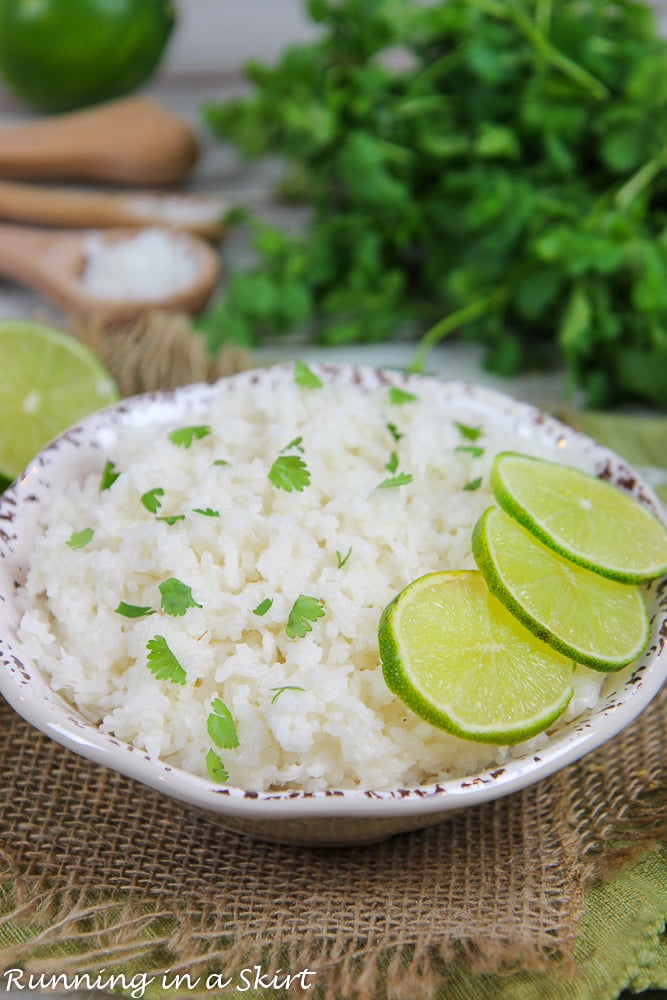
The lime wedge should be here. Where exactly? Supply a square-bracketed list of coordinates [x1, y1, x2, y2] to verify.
[378, 570, 574, 744]
[0, 320, 119, 480]
[472, 506, 650, 671]
[491, 451, 667, 584]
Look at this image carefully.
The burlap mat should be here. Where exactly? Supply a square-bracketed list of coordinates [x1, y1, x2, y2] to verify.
[1, 682, 666, 1000]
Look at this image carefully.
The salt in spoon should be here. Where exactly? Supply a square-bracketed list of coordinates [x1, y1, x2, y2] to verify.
[0, 223, 219, 321]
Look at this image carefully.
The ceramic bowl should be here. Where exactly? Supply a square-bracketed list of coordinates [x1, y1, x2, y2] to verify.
[1, 365, 665, 847]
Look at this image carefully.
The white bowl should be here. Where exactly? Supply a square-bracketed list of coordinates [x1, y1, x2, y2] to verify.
[1, 365, 666, 847]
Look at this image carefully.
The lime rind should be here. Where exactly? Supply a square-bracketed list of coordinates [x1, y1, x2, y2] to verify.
[472, 506, 650, 672]
[491, 451, 667, 584]
[379, 570, 574, 745]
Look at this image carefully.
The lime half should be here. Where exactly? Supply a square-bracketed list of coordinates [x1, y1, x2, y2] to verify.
[378, 570, 574, 745]
[472, 506, 650, 671]
[0, 321, 119, 480]
[491, 451, 667, 584]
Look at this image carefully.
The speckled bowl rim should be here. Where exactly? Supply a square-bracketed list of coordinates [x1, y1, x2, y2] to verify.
[1, 363, 666, 824]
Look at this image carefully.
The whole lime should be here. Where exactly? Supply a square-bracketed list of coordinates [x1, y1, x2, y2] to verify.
[0, 0, 176, 113]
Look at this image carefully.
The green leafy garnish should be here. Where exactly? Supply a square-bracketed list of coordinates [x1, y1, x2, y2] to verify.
[286, 595, 325, 638]
[146, 635, 186, 685]
[156, 514, 186, 525]
[100, 460, 120, 492]
[463, 476, 483, 492]
[253, 598, 273, 616]
[268, 454, 311, 492]
[270, 686, 305, 704]
[378, 472, 413, 489]
[168, 425, 212, 448]
[212, 459, 230, 467]
[159, 577, 203, 616]
[386, 421, 403, 442]
[389, 387, 418, 405]
[455, 422, 483, 442]
[385, 451, 399, 473]
[455, 445, 485, 458]
[336, 547, 352, 569]
[193, 507, 221, 518]
[66, 528, 94, 550]
[206, 748, 229, 784]
[294, 360, 323, 388]
[115, 601, 155, 619]
[207, 698, 240, 749]
[141, 487, 164, 513]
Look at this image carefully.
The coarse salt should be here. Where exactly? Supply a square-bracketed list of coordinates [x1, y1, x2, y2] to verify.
[81, 228, 202, 302]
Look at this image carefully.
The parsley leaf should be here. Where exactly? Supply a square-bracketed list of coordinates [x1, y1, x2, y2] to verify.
[463, 476, 483, 492]
[455, 445, 485, 458]
[286, 595, 325, 638]
[378, 472, 413, 489]
[455, 421, 483, 442]
[66, 528, 94, 550]
[146, 635, 186, 685]
[206, 748, 229, 783]
[168, 425, 212, 448]
[271, 686, 305, 704]
[336, 547, 352, 568]
[268, 454, 311, 492]
[100, 460, 120, 492]
[294, 359, 323, 388]
[115, 601, 155, 618]
[156, 514, 186, 525]
[141, 487, 164, 513]
[159, 577, 203, 616]
[193, 506, 221, 518]
[253, 598, 273, 616]
[207, 697, 240, 749]
[389, 387, 417, 405]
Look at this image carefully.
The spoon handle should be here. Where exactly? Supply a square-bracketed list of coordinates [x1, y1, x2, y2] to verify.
[0, 223, 82, 307]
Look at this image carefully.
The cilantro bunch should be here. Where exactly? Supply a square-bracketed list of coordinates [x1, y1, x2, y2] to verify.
[202, 0, 667, 407]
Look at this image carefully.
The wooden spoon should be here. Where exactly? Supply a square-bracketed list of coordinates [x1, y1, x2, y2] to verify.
[0, 223, 219, 321]
[0, 97, 199, 186]
[0, 180, 225, 241]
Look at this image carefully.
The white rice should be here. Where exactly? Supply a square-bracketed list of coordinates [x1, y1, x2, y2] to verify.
[17, 369, 605, 791]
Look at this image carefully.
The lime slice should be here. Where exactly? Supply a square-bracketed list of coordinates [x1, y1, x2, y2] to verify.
[491, 451, 667, 584]
[0, 320, 119, 480]
[378, 570, 574, 744]
[472, 506, 650, 671]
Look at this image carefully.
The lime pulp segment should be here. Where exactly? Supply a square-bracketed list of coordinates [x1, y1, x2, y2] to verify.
[378, 570, 574, 744]
[491, 451, 667, 583]
[472, 506, 650, 671]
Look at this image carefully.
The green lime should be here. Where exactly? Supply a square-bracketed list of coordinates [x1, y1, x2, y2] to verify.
[378, 570, 574, 744]
[472, 506, 650, 671]
[0, 320, 119, 480]
[0, 0, 175, 113]
[491, 451, 667, 584]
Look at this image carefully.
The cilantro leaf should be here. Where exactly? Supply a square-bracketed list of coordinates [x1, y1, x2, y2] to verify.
[193, 507, 221, 517]
[212, 459, 230, 467]
[66, 528, 94, 550]
[168, 425, 212, 448]
[253, 598, 273, 616]
[294, 359, 323, 388]
[206, 748, 229, 783]
[455, 421, 483, 442]
[270, 686, 305, 704]
[386, 421, 403, 442]
[159, 577, 203, 616]
[207, 698, 239, 749]
[336, 547, 352, 569]
[100, 460, 120, 492]
[389, 387, 417, 405]
[286, 595, 325, 638]
[141, 487, 164, 513]
[115, 601, 155, 619]
[146, 635, 186, 685]
[282, 436, 304, 453]
[463, 476, 483, 491]
[385, 451, 399, 473]
[455, 445, 485, 458]
[377, 473, 413, 489]
[268, 454, 311, 492]
[156, 514, 186, 525]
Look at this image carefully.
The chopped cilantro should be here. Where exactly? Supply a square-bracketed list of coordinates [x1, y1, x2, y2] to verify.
[455, 445, 485, 458]
[159, 577, 202, 616]
[283, 436, 304, 453]
[140, 487, 164, 513]
[455, 421, 483, 442]
[389, 387, 417, 405]
[115, 601, 155, 619]
[386, 421, 403, 442]
[100, 460, 120, 491]
[212, 459, 230, 467]
[146, 635, 186, 685]
[193, 506, 220, 518]
[268, 454, 310, 492]
[463, 476, 483, 491]
[253, 598, 273, 616]
[156, 514, 186, 525]
[294, 360, 323, 388]
[206, 748, 229, 783]
[286, 594, 325, 638]
[385, 451, 399, 473]
[336, 547, 352, 569]
[168, 425, 212, 448]
[378, 472, 413, 489]
[66, 528, 94, 550]
[207, 697, 240, 749]
[271, 686, 305, 704]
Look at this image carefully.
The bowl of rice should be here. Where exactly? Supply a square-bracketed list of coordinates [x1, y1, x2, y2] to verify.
[1, 363, 665, 846]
